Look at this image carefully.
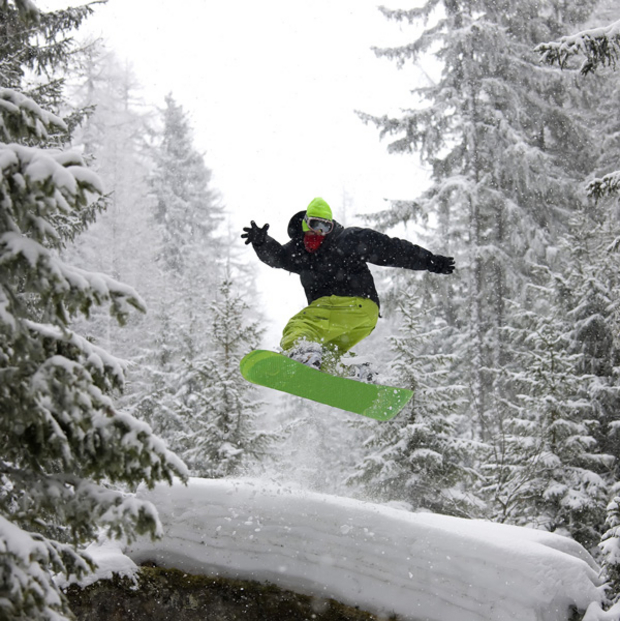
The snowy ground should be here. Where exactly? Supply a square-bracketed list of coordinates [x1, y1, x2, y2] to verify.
[82, 477, 611, 621]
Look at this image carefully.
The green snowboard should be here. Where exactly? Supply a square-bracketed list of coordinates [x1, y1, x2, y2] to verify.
[240, 349, 413, 421]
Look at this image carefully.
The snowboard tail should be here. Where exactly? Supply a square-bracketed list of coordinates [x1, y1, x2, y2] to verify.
[240, 350, 412, 421]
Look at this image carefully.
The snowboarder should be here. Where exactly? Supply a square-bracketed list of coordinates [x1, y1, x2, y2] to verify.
[241, 197, 454, 371]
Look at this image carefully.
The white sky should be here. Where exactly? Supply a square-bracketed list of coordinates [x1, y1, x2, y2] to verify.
[41, 0, 429, 342]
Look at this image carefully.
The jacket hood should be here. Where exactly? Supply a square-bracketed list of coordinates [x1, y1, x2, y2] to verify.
[288, 210, 342, 240]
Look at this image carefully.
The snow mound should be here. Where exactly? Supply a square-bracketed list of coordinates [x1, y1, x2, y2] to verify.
[120, 478, 604, 621]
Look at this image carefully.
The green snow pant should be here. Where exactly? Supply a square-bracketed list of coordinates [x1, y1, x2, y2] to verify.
[280, 295, 379, 354]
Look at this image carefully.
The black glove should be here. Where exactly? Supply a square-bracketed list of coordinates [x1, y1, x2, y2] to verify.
[241, 221, 270, 246]
[427, 254, 455, 274]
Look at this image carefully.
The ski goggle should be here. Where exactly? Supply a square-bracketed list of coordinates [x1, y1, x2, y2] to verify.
[304, 215, 334, 235]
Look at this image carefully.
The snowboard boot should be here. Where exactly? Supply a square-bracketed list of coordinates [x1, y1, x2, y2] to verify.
[287, 341, 323, 370]
[347, 361, 378, 384]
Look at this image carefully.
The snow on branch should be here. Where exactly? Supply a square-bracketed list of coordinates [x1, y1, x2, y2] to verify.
[0, 88, 66, 142]
[0, 141, 105, 248]
[0, 140, 145, 327]
[586, 170, 620, 201]
[536, 21, 620, 206]
[1, 232, 146, 327]
[0, 515, 88, 620]
[24, 349, 187, 485]
[378, 4, 432, 24]
[536, 19, 620, 75]
[25, 319, 125, 383]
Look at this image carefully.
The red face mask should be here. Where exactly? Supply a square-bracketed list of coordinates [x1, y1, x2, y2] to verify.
[304, 232, 325, 253]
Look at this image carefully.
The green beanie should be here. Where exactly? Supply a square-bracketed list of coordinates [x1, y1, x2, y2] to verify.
[302, 197, 333, 231]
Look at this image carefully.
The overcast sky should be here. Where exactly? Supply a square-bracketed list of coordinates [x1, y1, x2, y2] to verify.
[41, 0, 429, 341]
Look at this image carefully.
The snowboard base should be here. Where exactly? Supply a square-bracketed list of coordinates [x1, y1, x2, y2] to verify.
[240, 350, 412, 421]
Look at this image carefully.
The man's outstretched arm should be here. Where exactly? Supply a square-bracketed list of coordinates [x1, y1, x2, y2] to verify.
[241, 221, 298, 272]
[353, 228, 455, 274]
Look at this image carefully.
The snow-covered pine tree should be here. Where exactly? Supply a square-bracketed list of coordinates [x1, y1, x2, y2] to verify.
[537, 12, 620, 601]
[137, 93, 224, 447]
[65, 43, 158, 358]
[363, 0, 599, 445]
[484, 283, 609, 547]
[478, 204, 617, 547]
[348, 290, 481, 517]
[0, 0, 99, 133]
[558, 210, 620, 476]
[537, 13, 620, 202]
[176, 278, 271, 478]
[537, 3, 620, 600]
[0, 26, 187, 621]
[68, 43, 155, 281]
[151, 93, 222, 276]
[601, 495, 620, 607]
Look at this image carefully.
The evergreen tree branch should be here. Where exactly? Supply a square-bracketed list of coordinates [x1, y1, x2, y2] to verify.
[536, 19, 620, 75]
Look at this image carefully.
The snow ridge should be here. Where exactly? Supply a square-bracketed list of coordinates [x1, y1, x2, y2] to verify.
[115, 478, 603, 621]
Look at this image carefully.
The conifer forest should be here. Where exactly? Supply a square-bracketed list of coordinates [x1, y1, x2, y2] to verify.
[2, 0, 620, 619]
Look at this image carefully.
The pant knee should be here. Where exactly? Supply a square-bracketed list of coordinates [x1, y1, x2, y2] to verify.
[280, 316, 323, 351]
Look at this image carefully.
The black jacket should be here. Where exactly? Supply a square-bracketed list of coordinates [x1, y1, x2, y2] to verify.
[252, 211, 434, 308]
